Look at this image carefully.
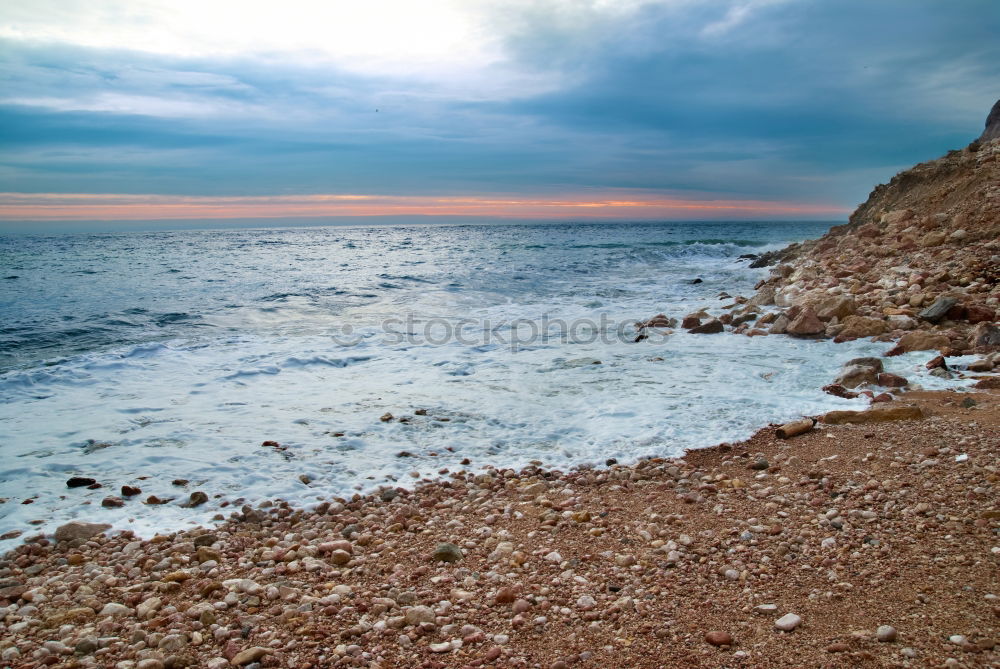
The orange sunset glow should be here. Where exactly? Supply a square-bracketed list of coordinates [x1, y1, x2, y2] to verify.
[0, 193, 849, 221]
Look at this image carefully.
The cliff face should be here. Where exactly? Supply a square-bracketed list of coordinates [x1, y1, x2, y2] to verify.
[752, 102, 1000, 354]
[980, 98, 1000, 143]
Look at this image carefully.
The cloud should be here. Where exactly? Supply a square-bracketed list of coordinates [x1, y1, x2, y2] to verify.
[0, 0, 996, 220]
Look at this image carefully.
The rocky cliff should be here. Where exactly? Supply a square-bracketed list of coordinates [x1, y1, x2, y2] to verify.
[751, 100, 1000, 355]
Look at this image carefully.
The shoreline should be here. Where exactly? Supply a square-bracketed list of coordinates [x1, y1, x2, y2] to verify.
[1, 387, 997, 668]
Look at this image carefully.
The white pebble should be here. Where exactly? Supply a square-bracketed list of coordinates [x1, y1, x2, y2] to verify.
[774, 613, 801, 631]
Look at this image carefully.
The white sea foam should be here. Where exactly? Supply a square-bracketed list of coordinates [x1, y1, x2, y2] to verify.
[0, 322, 981, 551]
[0, 222, 990, 551]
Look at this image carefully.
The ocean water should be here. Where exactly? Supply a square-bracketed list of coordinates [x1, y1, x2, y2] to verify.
[0, 221, 972, 548]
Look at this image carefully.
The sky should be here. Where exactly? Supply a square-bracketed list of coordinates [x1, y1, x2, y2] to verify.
[0, 0, 997, 228]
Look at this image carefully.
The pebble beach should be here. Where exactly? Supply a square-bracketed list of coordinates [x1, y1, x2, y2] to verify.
[1, 389, 997, 668]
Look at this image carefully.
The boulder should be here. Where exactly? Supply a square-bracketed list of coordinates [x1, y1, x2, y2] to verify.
[969, 322, 1000, 349]
[681, 316, 702, 329]
[835, 365, 879, 388]
[918, 296, 957, 323]
[887, 314, 917, 330]
[925, 355, 948, 370]
[813, 296, 856, 322]
[637, 314, 675, 329]
[54, 522, 111, 543]
[689, 319, 724, 334]
[835, 315, 887, 340]
[880, 209, 913, 226]
[918, 231, 946, 248]
[885, 331, 950, 356]
[786, 307, 825, 336]
[820, 406, 923, 425]
[768, 313, 790, 335]
[748, 284, 776, 307]
[979, 98, 1000, 143]
[876, 372, 908, 387]
[845, 357, 884, 373]
[822, 384, 859, 399]
[967, 305, 996, 323]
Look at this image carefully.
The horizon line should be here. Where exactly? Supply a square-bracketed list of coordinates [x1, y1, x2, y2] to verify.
[0, 192, 852, 222]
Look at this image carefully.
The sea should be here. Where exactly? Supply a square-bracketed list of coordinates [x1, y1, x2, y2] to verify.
[0, 221, 973, 548]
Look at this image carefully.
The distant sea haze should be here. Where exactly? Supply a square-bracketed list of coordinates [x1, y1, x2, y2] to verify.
[0, 220, 956, 546]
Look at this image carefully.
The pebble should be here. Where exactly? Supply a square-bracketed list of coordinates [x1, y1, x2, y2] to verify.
[495, 587, 516, 604]
[432, 542, 463, 563]
[704, 631, 733, 646]
[99, 602, 132, 616]
[185, 491, 209, 507]
[405, 606, 436, 625]
[230, 647, 270, 665]
[329, 549, 352, 565]
[875, 624, 897, 642]
[774, 613, 802, 631]
[136, 660, 164, 669]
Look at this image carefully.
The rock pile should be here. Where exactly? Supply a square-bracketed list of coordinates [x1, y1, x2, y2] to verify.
[746, 100, 1000, 356]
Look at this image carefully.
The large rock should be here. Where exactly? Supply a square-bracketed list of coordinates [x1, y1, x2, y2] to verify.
[54, 522, 111, 543]
[918, 296, 958, 323]
[637, 314, 675, 329]
[845, 357, 884, 373]
[748, 283, 776, 307]
[820, 406, 924, 425]
[877, 372, 908, 387]
[969, 322, 1000, 349]
[813, 296, 856, 322]
[966, 305, 996, 323]
[980, 98, 1000, 143]
[886, 331, 950, 356]
[834, 364, 878, 389]
[689, 319, 724, 334]
[768, 313, 790, 335]
[786, 307, 825, 336]
[835, 315, 887, 340]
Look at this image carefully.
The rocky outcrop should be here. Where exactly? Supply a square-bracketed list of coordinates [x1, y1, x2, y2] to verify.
[748, 99, 1000, 354]
[980, 99, 1000, 143]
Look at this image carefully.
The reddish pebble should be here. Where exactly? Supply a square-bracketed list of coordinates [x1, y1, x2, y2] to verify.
[495, 587, 516, 604]
[512, 599, 531, 614]
[705, 631, 733, 646]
